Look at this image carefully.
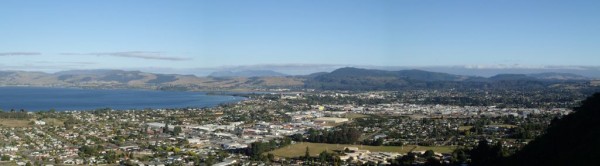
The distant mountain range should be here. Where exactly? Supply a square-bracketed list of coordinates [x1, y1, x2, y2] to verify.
[304, 67, 593, 90]
[0, 67, 594, 91]
[319, 67, 591, 81]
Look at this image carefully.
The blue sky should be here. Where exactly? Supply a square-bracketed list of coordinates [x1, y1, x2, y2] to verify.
[0, 0, 598, 74]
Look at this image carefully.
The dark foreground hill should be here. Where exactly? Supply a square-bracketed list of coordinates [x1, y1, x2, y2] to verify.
[504, 93, 600, 166]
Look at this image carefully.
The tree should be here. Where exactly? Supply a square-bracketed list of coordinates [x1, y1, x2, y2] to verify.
[205, 152, 215, 166]
[373, 138, 384, 146]
[78, 145, 98, 157]
[163, 123, 169, 133]
[173, 126, 182, 136]
[423, 150, 435, 158]
[104, 150, 118, 164]
[425, 157, 442, 166]
[267, 153, 275, 161]
[469, 139, 504, 166]
[346, 157, 354, 164]
[304, 146, 311, 160]
[319, 151, 328, 162]
[290, 133, 303, 141]
[0, 155, 9, 161]
[392, 152, 416, 166]
[451, 148, 468, 164]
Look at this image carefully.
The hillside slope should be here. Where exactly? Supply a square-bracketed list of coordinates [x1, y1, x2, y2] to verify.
[0, 70, 304, 90]
[506, 93, 600, 166]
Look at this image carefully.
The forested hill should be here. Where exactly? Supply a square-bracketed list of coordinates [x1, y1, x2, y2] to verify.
[503, 92, 600, 166]
[304, 67, 591, 90]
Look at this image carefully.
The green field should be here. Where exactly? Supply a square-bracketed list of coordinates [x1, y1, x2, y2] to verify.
[267, 142, 456, 158]
[458, 126, 473, 131]
[344, 113, 370, 119]
[0, 119, 32, 128]
[412, 146, 456, 153]
[41, 118, 64, 126]
[0, 161, 18, 166]
[487, 124, 517, 128]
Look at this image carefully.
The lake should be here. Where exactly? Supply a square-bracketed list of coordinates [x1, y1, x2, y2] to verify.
[0, 87, 245, 111]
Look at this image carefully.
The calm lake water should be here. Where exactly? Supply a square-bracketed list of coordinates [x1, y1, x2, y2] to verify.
[0, 87, 245, 111]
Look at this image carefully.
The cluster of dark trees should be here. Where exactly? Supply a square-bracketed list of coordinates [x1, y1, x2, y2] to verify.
[293, 125, 361, 144]
[510, 123, 547, 139]
[78, 145, 103, 157]
[79, 145, 122, 164]
[362, 138, 384, 146]
[0, 109, 30, 119]
[1, 155, 10, 161]
[300, 147, 342, 166]
[245, 138, 293, 161]
[388, 150, 445, 166]
[385, 140, 508, 166]
[469, 140, 510, 166]
[63, 117, 82, 130]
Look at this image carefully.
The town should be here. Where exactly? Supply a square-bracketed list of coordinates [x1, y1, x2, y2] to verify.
[0, 90, 572, 166]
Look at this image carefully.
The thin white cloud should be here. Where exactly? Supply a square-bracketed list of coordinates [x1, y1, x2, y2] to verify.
[0, 52, 41, 56]
[33, 61, 97, 65]
[61, 51, 191, 61]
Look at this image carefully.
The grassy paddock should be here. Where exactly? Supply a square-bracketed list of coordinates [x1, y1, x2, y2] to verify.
[267, 142, 455, 158]
[0, 118, 32, 128]
[487, 124, 517, 128]
[344, 113, 370, 119]
[0, 161, 18, 166]
[458, 126, 473, 131]
[41, 118, 64, 126]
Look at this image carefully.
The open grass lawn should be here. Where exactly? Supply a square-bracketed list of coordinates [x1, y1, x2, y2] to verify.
[344, 113, 370, 119]
[267, 142, 456, 158]
[41, 118, 64, 126]
[487, 124, 517, 128]
[0, 118, 32, 128]
[0, 161, 18, 166]
[412, 146, 456, 153]
[458, 126, 473, 131]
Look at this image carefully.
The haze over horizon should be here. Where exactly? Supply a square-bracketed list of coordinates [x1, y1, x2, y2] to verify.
[1, 0, 599, 75]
